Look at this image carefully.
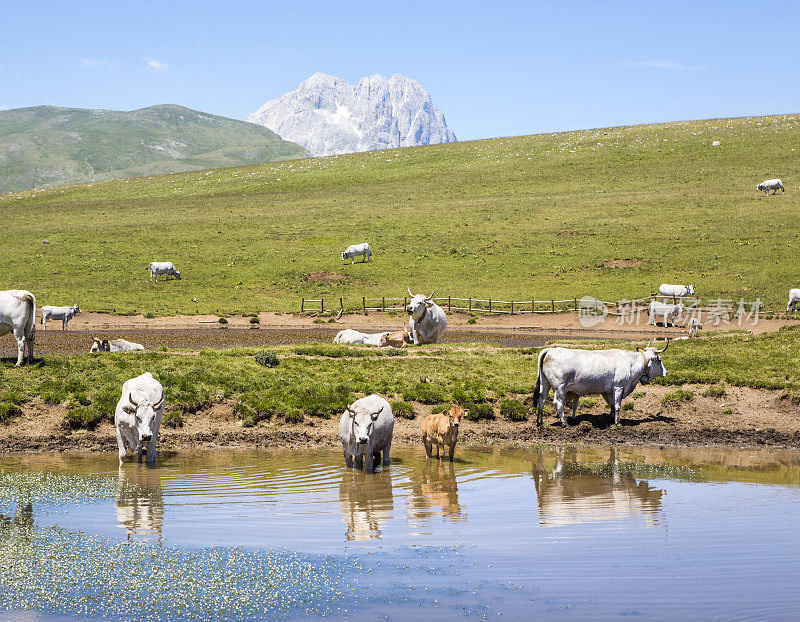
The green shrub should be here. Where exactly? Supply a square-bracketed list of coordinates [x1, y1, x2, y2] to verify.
[703, 385, 727, 398]
[402, 382, 447, 405]
[500, 398, 527, 422]
[254, 350, 279, 367]
[296, 383, 351, 418]
[144, 312, 156, 319]
[467, 317, 477, 325]
[467, 403, 495, 421]
[312, 318, 325, 324]
[391, 401, 415, 419]
[64, 407, 104, 430]
[161, 411, 184, 428]
[284, 409, 304, 424]
[0, 403, 22, 424]
[249, 316, 260, 324]
[451, 381, 487, 405]
[622, 402, 634, 411]
[241, 414, 256, 428]
[662, 389, 694, 407]
[722, 407, 734, 415]
[218, 317, 228, 324]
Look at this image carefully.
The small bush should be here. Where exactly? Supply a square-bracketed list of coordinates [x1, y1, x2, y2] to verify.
[402, 382, 447, 405]
[662, 389, 694, 407]
[312, 318, 325, 324]
[500, 398, 527, 422]
[255, 350, 279, 367]
[452, 381, 487, 405]
[284, 409, 304, 424]
[467, 403, 495, 421]
[466, 317, 477, 325]
[391, 401, 415, 419]
[703, 385, 727, 398]
[0, 403, 22, 424]
[144, 312, 156, 319]
[722, 407, 733, 414]
[64, 407, 104, 430]
[218, 317, 228, 324]
[161, 411, 184, 428]
[241, 415, 256, 428]
[622, 402, 634, 411]
[249, 316, 260, 324]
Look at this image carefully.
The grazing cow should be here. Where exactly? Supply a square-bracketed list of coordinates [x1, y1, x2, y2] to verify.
[41, 304, 81, 330]
[0, 290, 36, 367]
[533, 342, 668, 427]
[333, 329, 389, 346]
[687, 318, 703, 336]
[657, 283, 695, 300]
[422, 405, 467, 461]
[90, 336, 145, 353]
[339, 394, 394, 471]
[148, 262, 181, 282]
[380, 327, 412, 348]
[757, 179, 784, 195]
[787, 289, 800, 312]
[115, 372, 165, 464]
[648, 301, 683, 327]
[341, 243, 372, 264]
[405, 288, 447, 345]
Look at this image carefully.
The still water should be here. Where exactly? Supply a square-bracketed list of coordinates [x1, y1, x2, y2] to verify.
[1, 445, 800, 620]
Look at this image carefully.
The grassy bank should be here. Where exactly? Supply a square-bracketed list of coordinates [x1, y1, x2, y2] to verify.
[2, 114, 799, 316]
[1, 327, 798, 430]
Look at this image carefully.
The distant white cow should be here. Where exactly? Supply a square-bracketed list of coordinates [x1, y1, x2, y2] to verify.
[787, 289, 800, 313]
[333, 329, 388, 346]
[115, 372, 164, 464]
[0, 290, 36, 367]
[648, 301, 683, 327]
[90, 336, 145, 353]
[41, 304, 81, 330]
[657, 284, 694, 300]
[406, 288, 447, 345]
[148, 262, 181, 282]
[687, 318, 703, 336]
[341, 243, 372, 264]
[757, 179, 784, 195]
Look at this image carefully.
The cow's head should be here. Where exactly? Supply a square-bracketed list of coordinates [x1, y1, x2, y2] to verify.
[638, 340, 668, 382]
[406, 288, 436, 320]
[686, 285, 695, 296]
[448, 406, 466, 427]
[90, 336, 110, 353]
[345, 402, 383, 445]
[173, 270, 182, 280]
[122, 389, 164, 444]
[73, 304, 82, 314]
[757, 183, 764, 192]
[341, 251, 348, 261]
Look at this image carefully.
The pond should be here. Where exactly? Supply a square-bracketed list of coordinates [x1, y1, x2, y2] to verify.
[1, 444, 799, 620]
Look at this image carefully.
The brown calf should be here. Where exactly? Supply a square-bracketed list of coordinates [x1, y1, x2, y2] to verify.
[380, 329, 412, 348]
[422, 406, 466, 461]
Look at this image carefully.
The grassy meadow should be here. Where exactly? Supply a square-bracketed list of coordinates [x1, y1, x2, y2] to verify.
[1, 113, 799, 316]
[1, 326, 798, 429]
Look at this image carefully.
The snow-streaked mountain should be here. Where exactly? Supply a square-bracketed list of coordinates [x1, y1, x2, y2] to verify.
[245, 73, 457, 157]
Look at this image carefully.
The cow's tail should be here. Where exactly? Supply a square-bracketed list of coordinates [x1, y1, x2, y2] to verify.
[21, 293, 36, 341]
[532, 348, 548, 406]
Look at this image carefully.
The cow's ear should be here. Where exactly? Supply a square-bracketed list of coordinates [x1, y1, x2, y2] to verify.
[371, 411, 380, 421]
[123, 405, 136, 415]
[425, 300, 434, 307]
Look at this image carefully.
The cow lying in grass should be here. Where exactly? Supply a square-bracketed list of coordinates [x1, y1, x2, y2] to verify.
[422, 406, 466, 461]
[90, 336, 145, 353]
[333, 329, 388, 346]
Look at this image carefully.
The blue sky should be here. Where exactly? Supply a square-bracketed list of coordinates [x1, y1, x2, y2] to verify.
[2, 1, 798, 140]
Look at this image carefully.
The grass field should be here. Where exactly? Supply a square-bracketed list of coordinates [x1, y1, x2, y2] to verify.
[1, 326, 798, 429]
[2, 113, 799, 316]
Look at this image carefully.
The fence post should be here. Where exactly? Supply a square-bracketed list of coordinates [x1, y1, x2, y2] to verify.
[469, 298, 472, 312]
[362, 297, 366, 315]
[448, 296, 451, 312]
[382, 296, 385, 312]
[574, 298, 577, 311]
[551, 300, 555, 313]
[510, 300, 514, 315]
[301, 298, 305, 313]
[531, 299, 535, 313]
[321, 298, 324, 313]
[404, 296, 407, 309]
[339, 297, 343, 315]
[489, 299, 492, 314]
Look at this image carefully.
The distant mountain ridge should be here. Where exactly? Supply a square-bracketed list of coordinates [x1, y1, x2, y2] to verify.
[245, 73, 457, 157]
[0, 104, 307, 194]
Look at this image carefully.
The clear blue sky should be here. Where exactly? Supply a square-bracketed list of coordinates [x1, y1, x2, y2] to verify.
[2, 1, 798, 140]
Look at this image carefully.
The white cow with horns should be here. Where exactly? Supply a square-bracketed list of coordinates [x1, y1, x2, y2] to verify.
[341, 243, 372, 264]
[41, 304, 81, 330]
[648, 301, 684, 327]
[405, 288, 447, 345]
[90, 337, 145, 353]
[0, 290, 36, 367]
[339, 394, 394, 471]
[148, 262, 181, 282]
[533, 341, 669, 427]
[115, 372, 165, 464]
[657, 284, 694, 299]
[757, 179, 784, 195]
[333, 329, 388, 346]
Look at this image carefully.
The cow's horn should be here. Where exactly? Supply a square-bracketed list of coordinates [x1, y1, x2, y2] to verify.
[336, 308, 343, 320]
[370, 406, 383, 416]
[128, 393, 139, 408]
[427, 290, 436, 300]
[345, 404, 355, 415]
[407, 286, 414, 297]
[153, 388, 165, 409]
[92, 335, 100, 342]
[655, 339, 670, 354]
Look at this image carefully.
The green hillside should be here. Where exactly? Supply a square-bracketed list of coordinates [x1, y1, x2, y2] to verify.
[1, 113, 798, 315]
[0, 104, 307, 193]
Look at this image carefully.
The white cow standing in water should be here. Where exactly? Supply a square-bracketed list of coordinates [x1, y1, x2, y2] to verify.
[339, 395, 394, 471]
[115, 372, 165, 464]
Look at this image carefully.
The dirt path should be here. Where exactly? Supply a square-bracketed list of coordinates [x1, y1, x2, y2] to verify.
[3, 384, 799, 453]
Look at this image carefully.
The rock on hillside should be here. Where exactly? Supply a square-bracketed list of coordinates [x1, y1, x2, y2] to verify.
[0, 104, 307, 194]
[245, 73, 457, 157]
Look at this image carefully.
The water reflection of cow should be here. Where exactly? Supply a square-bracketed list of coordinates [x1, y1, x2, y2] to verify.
[531, 447, 665, 526]
[116, 465, 164, 541]
[0, 498, 33, 540]
[408, 461, 464, 520]
[338, 469, 394, 541]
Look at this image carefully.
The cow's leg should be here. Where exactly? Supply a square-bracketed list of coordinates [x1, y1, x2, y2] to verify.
[42, 317, 47, 330]
[612, 387, 625, 425]
[354, 452, 364, 470]
[146, 438, 157, 464]
[423, 434, 432, 457]
[26, 327, 34, 364]
[12, 327, 25, 367]
[62, 319, 66, 331]
[342, 447, 353, 468]
[363, 448, 374, 472]
[116, 428, 128, 463]
[437, 437, 445, 460]
[382, 442, 391, 466]
[536, 377, 550, 426]
[448, 441, 456, 462]
[553, 388, 567, 427]
[571, 394, 579, 420]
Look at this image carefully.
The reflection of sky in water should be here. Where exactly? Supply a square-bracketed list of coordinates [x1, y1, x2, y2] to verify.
[1, 445, 800, 620]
